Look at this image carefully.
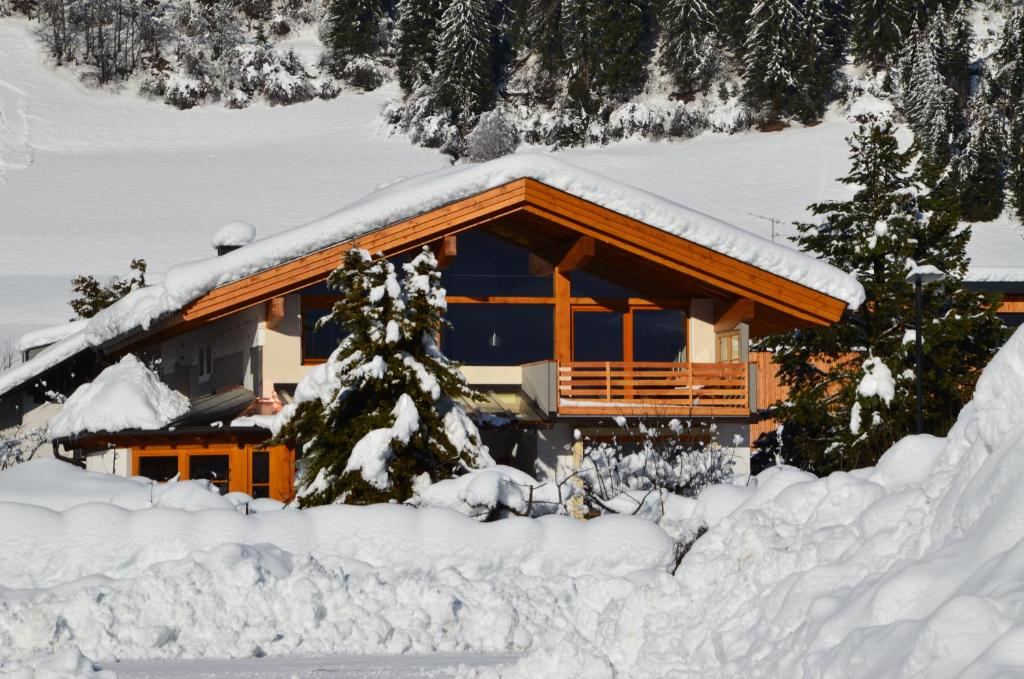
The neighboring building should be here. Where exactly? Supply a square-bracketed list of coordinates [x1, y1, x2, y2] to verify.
[0, 156, 864, 499]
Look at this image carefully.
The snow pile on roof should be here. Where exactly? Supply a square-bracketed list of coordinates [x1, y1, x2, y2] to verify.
[47, 354, 189, 439]
[479, 325, 1024, 678]
[211, 220, 257, 248]
[15, 319, 88, 353]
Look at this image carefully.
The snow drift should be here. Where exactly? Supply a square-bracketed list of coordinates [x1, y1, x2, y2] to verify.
[476, 326, 1024, 679]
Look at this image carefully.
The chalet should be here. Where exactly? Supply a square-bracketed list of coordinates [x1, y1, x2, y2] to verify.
[0, 155, 865, 502]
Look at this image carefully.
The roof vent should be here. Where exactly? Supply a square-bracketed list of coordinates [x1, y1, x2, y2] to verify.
[211, 221, 256, 256]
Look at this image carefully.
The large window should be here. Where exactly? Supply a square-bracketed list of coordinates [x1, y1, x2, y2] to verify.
[441, 230, 552, 297]
[138, 455, 178, 482]
[573, 311, 624, 362]
[189, 454, 230, 494]
[634, 310, 686, 362]
[442, 304, 554, 365]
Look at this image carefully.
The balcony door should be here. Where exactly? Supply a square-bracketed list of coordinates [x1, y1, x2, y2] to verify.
[572, 309, 624, 362]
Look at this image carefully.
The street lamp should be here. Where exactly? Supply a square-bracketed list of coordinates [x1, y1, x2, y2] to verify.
[906, 264, 946, 435]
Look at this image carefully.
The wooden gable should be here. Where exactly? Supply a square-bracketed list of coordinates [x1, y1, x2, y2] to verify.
[109, 178, 849, 352]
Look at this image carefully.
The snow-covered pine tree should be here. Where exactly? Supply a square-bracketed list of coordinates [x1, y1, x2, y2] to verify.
[758, 119, 1006, 474]
[994, 7, 1024, 118]
[560, 0, 598, 105]
[433, 0, 495, 127]
[1009, 98, 1024, 218]
[851, 0, 909, 69]
[794, 0, 838, 122]
[955, 80, 1008, 222]
[902, 31, 955, 177]
[743, 0, 804, 120]
[395, 0, 446, 94]
[658, 0, 719, 96]
[529, 0, 564, 73]
[717, 0, 753, 56]
[592, 0, 652, 100]
[936, 1, 972, 105]
[276, 247, 491, 506]
[324, 0, 383, 65]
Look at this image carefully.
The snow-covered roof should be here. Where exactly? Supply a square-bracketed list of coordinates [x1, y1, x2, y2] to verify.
[0, 154, 864, 398]
[15, 319, 88, 353]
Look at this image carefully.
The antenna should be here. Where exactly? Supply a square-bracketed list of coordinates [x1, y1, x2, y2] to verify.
[749, 212, 785, 242]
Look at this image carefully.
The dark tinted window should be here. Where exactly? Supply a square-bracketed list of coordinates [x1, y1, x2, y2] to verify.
[302, 308, 347, 361]
[138, 455, 179, 482]
[570, 269, 642, 298]
[573, 312, 624, 362]
[442, 304, 554, 365]
[252, 451, 270, 484]
[189, 454, 229, 494]
[441, 230, 552, 297]
[633, 310, 687, 362]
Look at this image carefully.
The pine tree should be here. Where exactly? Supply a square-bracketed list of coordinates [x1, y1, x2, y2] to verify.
[395, 0, 446, 94]
[69, 258, 147, 319]
[433, 0, 494, 126]
[955, 82, 1008, 222]
[994, 8, 1024, 118]
[793, 0, 837, 122]
[528, 0, 563, 72]
[561, 0, 598, 105]
[324, 0, 382, 64]
[851, 0, 909, 69]
[743, 0, 804, 119]
[276, 248, 491, 506]
[759, 120, 1007, 474]
[658, 0, 719, 96]
[1009, 98, 1024, 218]
[936, 1, 972, 104]
[902, 31, 955, 176]
[718, 0, 753, 56]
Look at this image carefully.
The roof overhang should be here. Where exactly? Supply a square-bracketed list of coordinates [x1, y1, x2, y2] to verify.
[108, 178, 850, 353]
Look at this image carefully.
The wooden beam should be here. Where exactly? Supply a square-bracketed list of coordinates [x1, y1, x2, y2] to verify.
[431, 235, 457, 269]
[714, 298, 755, 332]
[999, 294, 1024, 314]
[555, 266, 572, 363]
[527, 236, 595, 277]
[265, 297, 286, 330]
[558, 236, 595, 271]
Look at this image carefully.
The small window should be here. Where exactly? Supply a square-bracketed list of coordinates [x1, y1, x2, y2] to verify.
[251, 451, 270, 499]
[717, 331, 741, 363]
[197, 344, 213, 382]
[138, 455, 179, 482]
[189, 454, 229, 494]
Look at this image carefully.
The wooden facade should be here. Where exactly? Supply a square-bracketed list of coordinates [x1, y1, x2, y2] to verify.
[131, 442, 295, 503]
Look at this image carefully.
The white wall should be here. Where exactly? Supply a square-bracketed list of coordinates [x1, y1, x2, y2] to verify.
[689, 299, 716, 362]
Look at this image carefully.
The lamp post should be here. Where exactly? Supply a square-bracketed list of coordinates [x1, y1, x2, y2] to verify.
[906, 265, 946, 435]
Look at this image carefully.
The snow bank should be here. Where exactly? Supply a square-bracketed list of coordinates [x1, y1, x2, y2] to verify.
[0, 647, 114, 679]
[47, 355, 189, 438]
[0, 459, 236, 512]
[15, 320, 88, 353]
[476, 326, 1024, 679]
[0, 540, 669, 666]
[412, 465, 566, 519]
[0, 460, 674, 666]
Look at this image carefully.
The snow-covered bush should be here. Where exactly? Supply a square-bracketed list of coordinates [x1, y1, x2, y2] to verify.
[0, 425, 45, 471]
[575, 418, 736, 517]
[465, 108, 521, 162]
[341, 56, 387, 91]
[411, 465, 572, 521]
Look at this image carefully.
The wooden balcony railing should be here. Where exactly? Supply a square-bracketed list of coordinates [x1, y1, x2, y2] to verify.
[556, 361, 750, 416]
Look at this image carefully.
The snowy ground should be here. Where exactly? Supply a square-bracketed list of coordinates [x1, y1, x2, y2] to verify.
[105, 654, 514, 678]
[3, 17, 1023, 349]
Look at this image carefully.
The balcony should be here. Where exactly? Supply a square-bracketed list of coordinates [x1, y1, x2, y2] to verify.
[522, 361, 753, 418]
